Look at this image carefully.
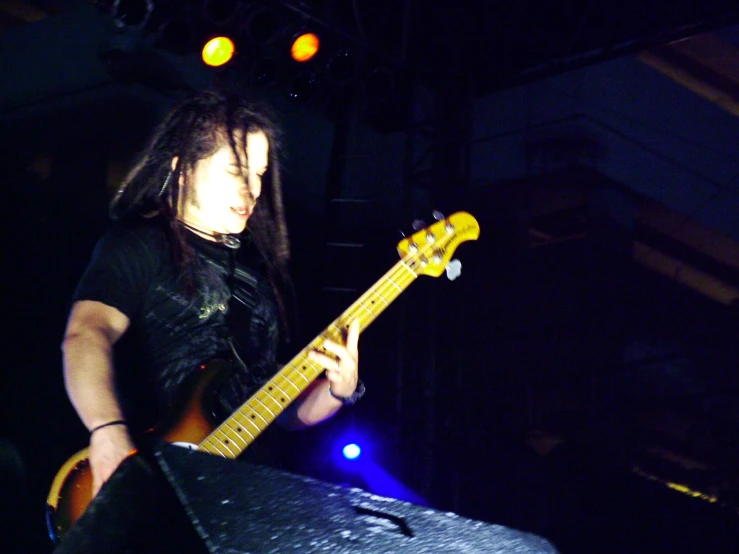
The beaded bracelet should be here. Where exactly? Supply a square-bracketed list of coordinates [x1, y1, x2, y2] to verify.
[329, 380, 366, 406]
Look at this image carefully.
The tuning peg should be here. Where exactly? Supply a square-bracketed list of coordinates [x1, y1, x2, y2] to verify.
[412, 219, 426, 231]
[432, 210, 445, 221]
[445, 259, 462, 281]
[398, 229, 406, 238]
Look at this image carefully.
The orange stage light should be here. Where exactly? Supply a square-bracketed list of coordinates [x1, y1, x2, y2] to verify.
[291, 32, 320, 62]
[202, 36, 236, 67]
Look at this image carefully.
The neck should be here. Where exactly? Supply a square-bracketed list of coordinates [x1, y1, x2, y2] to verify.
[178, 219, 241, 249]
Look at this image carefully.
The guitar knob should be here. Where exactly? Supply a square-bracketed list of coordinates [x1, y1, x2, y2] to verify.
[445, 259, 462, 281]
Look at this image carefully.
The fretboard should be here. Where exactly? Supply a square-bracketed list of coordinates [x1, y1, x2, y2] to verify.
[197, 258, 418, 458]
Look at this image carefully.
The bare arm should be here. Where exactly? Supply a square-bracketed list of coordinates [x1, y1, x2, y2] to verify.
[279, 379, 344, 430]
[279, 320, 361, 430]
[62, 300, 133, 498]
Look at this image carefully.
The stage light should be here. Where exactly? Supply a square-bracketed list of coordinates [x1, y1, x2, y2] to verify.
[110, 0, 153, 28]
[202, 36, 236, 67]
[291, 32, 320, 63]
[342, 443, 361, 460]
[332, 430, 371, 468]
[329, 431, 427, 505]
[202, 0, 241, 26]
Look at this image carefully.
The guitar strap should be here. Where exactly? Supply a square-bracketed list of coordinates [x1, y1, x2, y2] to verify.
[231, 265, 259, 312]
[223, 238, 273, 375]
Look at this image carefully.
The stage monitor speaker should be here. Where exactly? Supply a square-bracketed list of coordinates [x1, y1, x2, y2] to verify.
[51, 445, 208, 554]
[55, 442, 559, 553]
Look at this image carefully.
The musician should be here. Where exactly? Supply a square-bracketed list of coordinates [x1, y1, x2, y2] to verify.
[61, 90, 364, 499]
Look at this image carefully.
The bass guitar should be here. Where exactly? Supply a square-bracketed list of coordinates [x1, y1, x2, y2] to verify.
[46, 211, 480, 541]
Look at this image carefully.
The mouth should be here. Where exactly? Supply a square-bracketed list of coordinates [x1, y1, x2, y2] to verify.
[231, 206, 251, 217]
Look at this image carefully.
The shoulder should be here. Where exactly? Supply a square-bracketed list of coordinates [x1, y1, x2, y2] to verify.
[83, 216, 174, 281]
[73, 216, 176, 311]
[95, 216, 171, 258]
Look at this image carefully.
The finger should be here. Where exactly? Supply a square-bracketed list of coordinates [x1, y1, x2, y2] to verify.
[346, 319, 360, 354]
[308, 350, 340, 370]
[321, 339, 346, 359]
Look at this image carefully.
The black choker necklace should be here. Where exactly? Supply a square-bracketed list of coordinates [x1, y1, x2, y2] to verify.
[179, 221, 241, 249]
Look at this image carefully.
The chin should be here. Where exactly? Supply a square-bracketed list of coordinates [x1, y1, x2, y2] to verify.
[226, 220, 247, 234]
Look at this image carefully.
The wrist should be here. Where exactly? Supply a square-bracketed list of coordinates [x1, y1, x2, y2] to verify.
[328, 380, 365, 406]
[89, 420, 127, 435]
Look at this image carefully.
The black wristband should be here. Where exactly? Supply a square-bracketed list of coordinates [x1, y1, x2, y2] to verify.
[90, 420, 127, 435]
[329, 380, 366, 406]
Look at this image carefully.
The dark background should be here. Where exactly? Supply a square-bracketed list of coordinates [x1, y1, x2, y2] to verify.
[3, 1, 739, 553]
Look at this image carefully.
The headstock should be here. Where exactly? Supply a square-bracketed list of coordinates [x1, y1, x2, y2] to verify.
[396, 211, 480, 278]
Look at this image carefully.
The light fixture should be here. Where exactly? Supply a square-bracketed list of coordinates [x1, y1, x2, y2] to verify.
[342, 443, 362, 460]
[202, 36, 236, 67]
[290, 32, 320, 63]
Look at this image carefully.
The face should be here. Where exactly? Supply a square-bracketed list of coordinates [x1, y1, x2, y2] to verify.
[178, 131, 269, 236]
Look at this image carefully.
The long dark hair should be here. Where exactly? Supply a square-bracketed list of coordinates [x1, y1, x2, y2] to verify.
[111, 90, 296, 341]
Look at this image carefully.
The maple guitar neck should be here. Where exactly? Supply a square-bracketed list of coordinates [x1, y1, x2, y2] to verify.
[195, 211, 479, 459]
[198, 258, 416, 459]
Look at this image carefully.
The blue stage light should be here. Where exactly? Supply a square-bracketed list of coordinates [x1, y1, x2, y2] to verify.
[342, 443, 361, 460]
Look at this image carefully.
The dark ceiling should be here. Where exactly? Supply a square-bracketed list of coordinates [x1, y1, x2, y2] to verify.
[4, 0, 739, 96]
[405, 0, 739, 93]
[279, 0, 739, 95]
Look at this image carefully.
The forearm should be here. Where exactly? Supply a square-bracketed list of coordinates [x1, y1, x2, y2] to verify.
[283, 379, 343, 429]
[63, 321, 135, 498]
[62, 332, 124, 431]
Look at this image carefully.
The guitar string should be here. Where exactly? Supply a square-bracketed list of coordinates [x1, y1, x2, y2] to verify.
[205, 275, 413, 457]
[202, 218, 464, 456]
[208, 258, 420, 455]
[203, 222, 457, 456]
[205, 264, 421, 457]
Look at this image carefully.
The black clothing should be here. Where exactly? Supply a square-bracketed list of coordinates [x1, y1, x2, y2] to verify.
[72, 215, 281, 430]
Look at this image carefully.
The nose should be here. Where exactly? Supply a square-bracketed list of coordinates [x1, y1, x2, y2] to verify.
[248, 175, 262, 200]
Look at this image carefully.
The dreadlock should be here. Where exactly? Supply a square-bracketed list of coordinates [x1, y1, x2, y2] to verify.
[111, 90, 295, 342]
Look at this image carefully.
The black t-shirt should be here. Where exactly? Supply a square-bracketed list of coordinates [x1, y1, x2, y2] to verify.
[72, 215, 281, 430]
